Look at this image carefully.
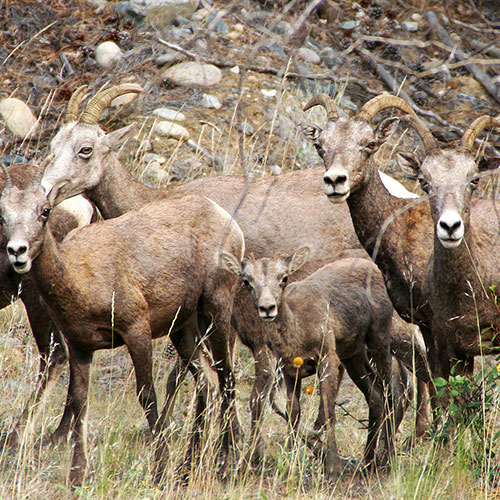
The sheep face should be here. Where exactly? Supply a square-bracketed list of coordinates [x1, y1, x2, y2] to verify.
[42, 121, 136, 206]
[303, 116, 399, 203]
[398, 149, 480, 249]
[0, 184, 50, 274]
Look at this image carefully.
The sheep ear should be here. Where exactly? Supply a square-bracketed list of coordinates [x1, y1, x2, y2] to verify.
[46, 180, 68, 208]
[288, 246, 310, 275]
[374, 116, 400, 144]
[397, 151, 421, 178]
[220, 252, 242, 276]
[103, 123, 138, 150]
[301, 124, 322, 143]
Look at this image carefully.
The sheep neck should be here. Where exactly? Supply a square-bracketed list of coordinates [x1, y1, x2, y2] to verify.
[346, 164, 433, 325]
[88, 153, 171, 218]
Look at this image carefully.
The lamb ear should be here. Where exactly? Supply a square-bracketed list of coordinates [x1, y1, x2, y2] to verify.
[103, 123, 138, 150]
[396, 151, 421, 178]
[374, 116, 400, 144]
[220, 252, 243, 276]
[288, 246, 310, 275]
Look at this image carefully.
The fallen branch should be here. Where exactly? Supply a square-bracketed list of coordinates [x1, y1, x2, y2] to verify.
[426, 11, 500, 104]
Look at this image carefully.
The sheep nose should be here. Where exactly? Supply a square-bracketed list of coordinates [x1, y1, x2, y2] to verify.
[259, 303, 276, 317]
[439, 219, 462, 235]
[323, 173, 347, 187]
[7, 243, 28, 258]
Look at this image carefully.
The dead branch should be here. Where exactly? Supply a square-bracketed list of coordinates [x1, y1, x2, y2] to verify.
[426, 11, 500, 104]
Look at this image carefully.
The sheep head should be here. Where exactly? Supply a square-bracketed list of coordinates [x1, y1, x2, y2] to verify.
[41, 84, 142, 205]
[221, 247, 309, 321]
[302, 93, 415, 202]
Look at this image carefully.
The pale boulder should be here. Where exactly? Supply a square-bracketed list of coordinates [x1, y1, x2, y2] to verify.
[0, 98, 38, 138]
[163, 62, 222, 87]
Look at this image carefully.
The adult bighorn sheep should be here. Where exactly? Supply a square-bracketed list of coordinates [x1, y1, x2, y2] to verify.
[0, 162, 93, 446]
[395, 114, 500, 381]
[0, 163, 244, 486]
[221, 248, 395, 477]
[40, 84, 430, 461]
[303, 92, 500, 384]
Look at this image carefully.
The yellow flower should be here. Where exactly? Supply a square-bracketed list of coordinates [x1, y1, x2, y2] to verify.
[293, 356, 304, 368]
[497, 362, 500, 375]
[305, 385, 314, 394]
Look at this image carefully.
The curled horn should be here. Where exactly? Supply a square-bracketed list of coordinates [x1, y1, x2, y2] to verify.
[0, 163, 12, 189]
[303, 93, 338, 121]
[400, 114, 439, 152]
[356, 94, 416, 123]
[79, 83, 143, 125]
[460, 115, 500, 152]
[65, 85, 88, 123]
[32, 154, 55, 186]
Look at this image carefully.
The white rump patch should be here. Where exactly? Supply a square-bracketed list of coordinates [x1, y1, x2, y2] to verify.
[378, 171, 419, 199]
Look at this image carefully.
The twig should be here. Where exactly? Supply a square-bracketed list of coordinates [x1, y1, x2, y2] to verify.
[469, 40, 500, 59]
[426, 11, 500, 104]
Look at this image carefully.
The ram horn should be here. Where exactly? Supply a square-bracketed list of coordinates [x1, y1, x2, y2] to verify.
[461, 115, 500, 152]
[356, 94, 415, 123]
[303, 93, 338, 121]
[65, 85, 88, 123]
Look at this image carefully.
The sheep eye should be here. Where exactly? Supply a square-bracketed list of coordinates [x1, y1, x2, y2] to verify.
[470, 177, 480, 187]
[363, 141, 377, 154]
[420, 180, 431, 194]
[78, 146, 93, 158]
[314, 143, 325, 158]
[242, 278, 251, 288]
[39, 207, 51, 220]
[280, 275, 288, 286]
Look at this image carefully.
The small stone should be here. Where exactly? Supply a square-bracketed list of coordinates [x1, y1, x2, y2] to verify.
[273, 20, 293, 36]
[141, 0, 200, 29]
[340, 20, 357, 30]
[152, 107, 186, 121]
[230, 65, 240, 74]
[297, 47, 321, 64]
[234, 23, 245, 33]
[0, 98, 38, 138]
[154, 120, 190, 140]
[95, 41, 123, 68]
[191, 7, 209, 21]
[155, 50, 184, 67]
[270, 165, 281, 175]
[238, 122, 254, 135]
[200, 94, 221, 109]
[411, 13, 423, 22]
[261, 89, 276, 98]
[144, 152, 166, 164]
[162, 61, 222, 87]
[319, 47, 342, 68]
[402, 21, 419, 32]
[247, 75, 259, 85]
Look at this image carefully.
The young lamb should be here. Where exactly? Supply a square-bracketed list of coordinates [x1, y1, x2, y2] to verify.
[221, 248, 395, 477]
[0, 165, 244, 487]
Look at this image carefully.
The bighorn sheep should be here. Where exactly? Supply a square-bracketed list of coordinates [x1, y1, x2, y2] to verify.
[0, 164, 244, 486]
[221, 248, 395, 477]
[0, 163, 93, 446]
[395, 114, 500, 380]
[303, 93, 499, 384]
[40, 84, 430, 461]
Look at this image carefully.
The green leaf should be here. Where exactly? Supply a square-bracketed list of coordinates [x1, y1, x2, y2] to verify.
[433, 377, 448, 387]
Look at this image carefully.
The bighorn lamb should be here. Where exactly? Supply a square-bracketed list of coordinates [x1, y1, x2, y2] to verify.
[0, 165, 244, 486]
[303, 93, 499, 383]
[221, 248, 395, 477]
[395, 114, 500, 380]
[0, 162, 93, 446]
[40, 84, 430, 460]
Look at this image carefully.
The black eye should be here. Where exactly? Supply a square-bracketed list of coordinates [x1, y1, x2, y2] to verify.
[314, 143, 325, 158]
[280, 275, 288, 286]
[39, 207, 51, 220]
[78, 146, 93, 158]
[420, 180, 431, 194]
[242, 278, 250, 288]
[470, 177, 480, 188]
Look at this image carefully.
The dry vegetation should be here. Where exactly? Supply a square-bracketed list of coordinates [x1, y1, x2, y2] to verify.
[1, 0, 500, 498]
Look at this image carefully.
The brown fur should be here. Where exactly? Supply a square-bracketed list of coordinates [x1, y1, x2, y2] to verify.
[0, 182, 244, 487]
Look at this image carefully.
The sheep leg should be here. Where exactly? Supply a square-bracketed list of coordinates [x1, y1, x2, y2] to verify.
[241, 345, 277, 470]
[66, 344, 92, 488]
[342, 351, 390, 469]
[315, 353, 342, 479]
[283, 372, 302, 442]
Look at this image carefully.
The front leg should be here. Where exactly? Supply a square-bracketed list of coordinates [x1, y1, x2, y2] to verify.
[67, 344, 92, 488]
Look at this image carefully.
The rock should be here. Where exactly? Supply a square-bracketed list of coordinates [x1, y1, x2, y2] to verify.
[152, 107, 186, 121]
[129, 0, 200, 29]
[273, 20, 293, 36]
[340, 20, 357, 30]
[142, 163, 170, 184]
[95, 41, 123, 68]
[1, 154, 27, 166]
[230, 65, 240, 74]
[261, 89, 276, 98]
[270, 165, 281, 176]
[402, 21, 419, 32]
[155, 50, 185, 67]
[162, 61, 222, 87]
[143, 152, 166, 164]
[154, 120, 190, 140]
[320, 47, 342, 68]
[0, 97, 38, 138]
[200, 94, 221, 109]
[206, 13, 229, 34]
[297, 47, 321, 64]
[238, 122, 254, 135]
[411, 13, 423, 22]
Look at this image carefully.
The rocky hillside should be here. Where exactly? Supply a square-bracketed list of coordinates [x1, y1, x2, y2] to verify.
[1, 0, 499, 189]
